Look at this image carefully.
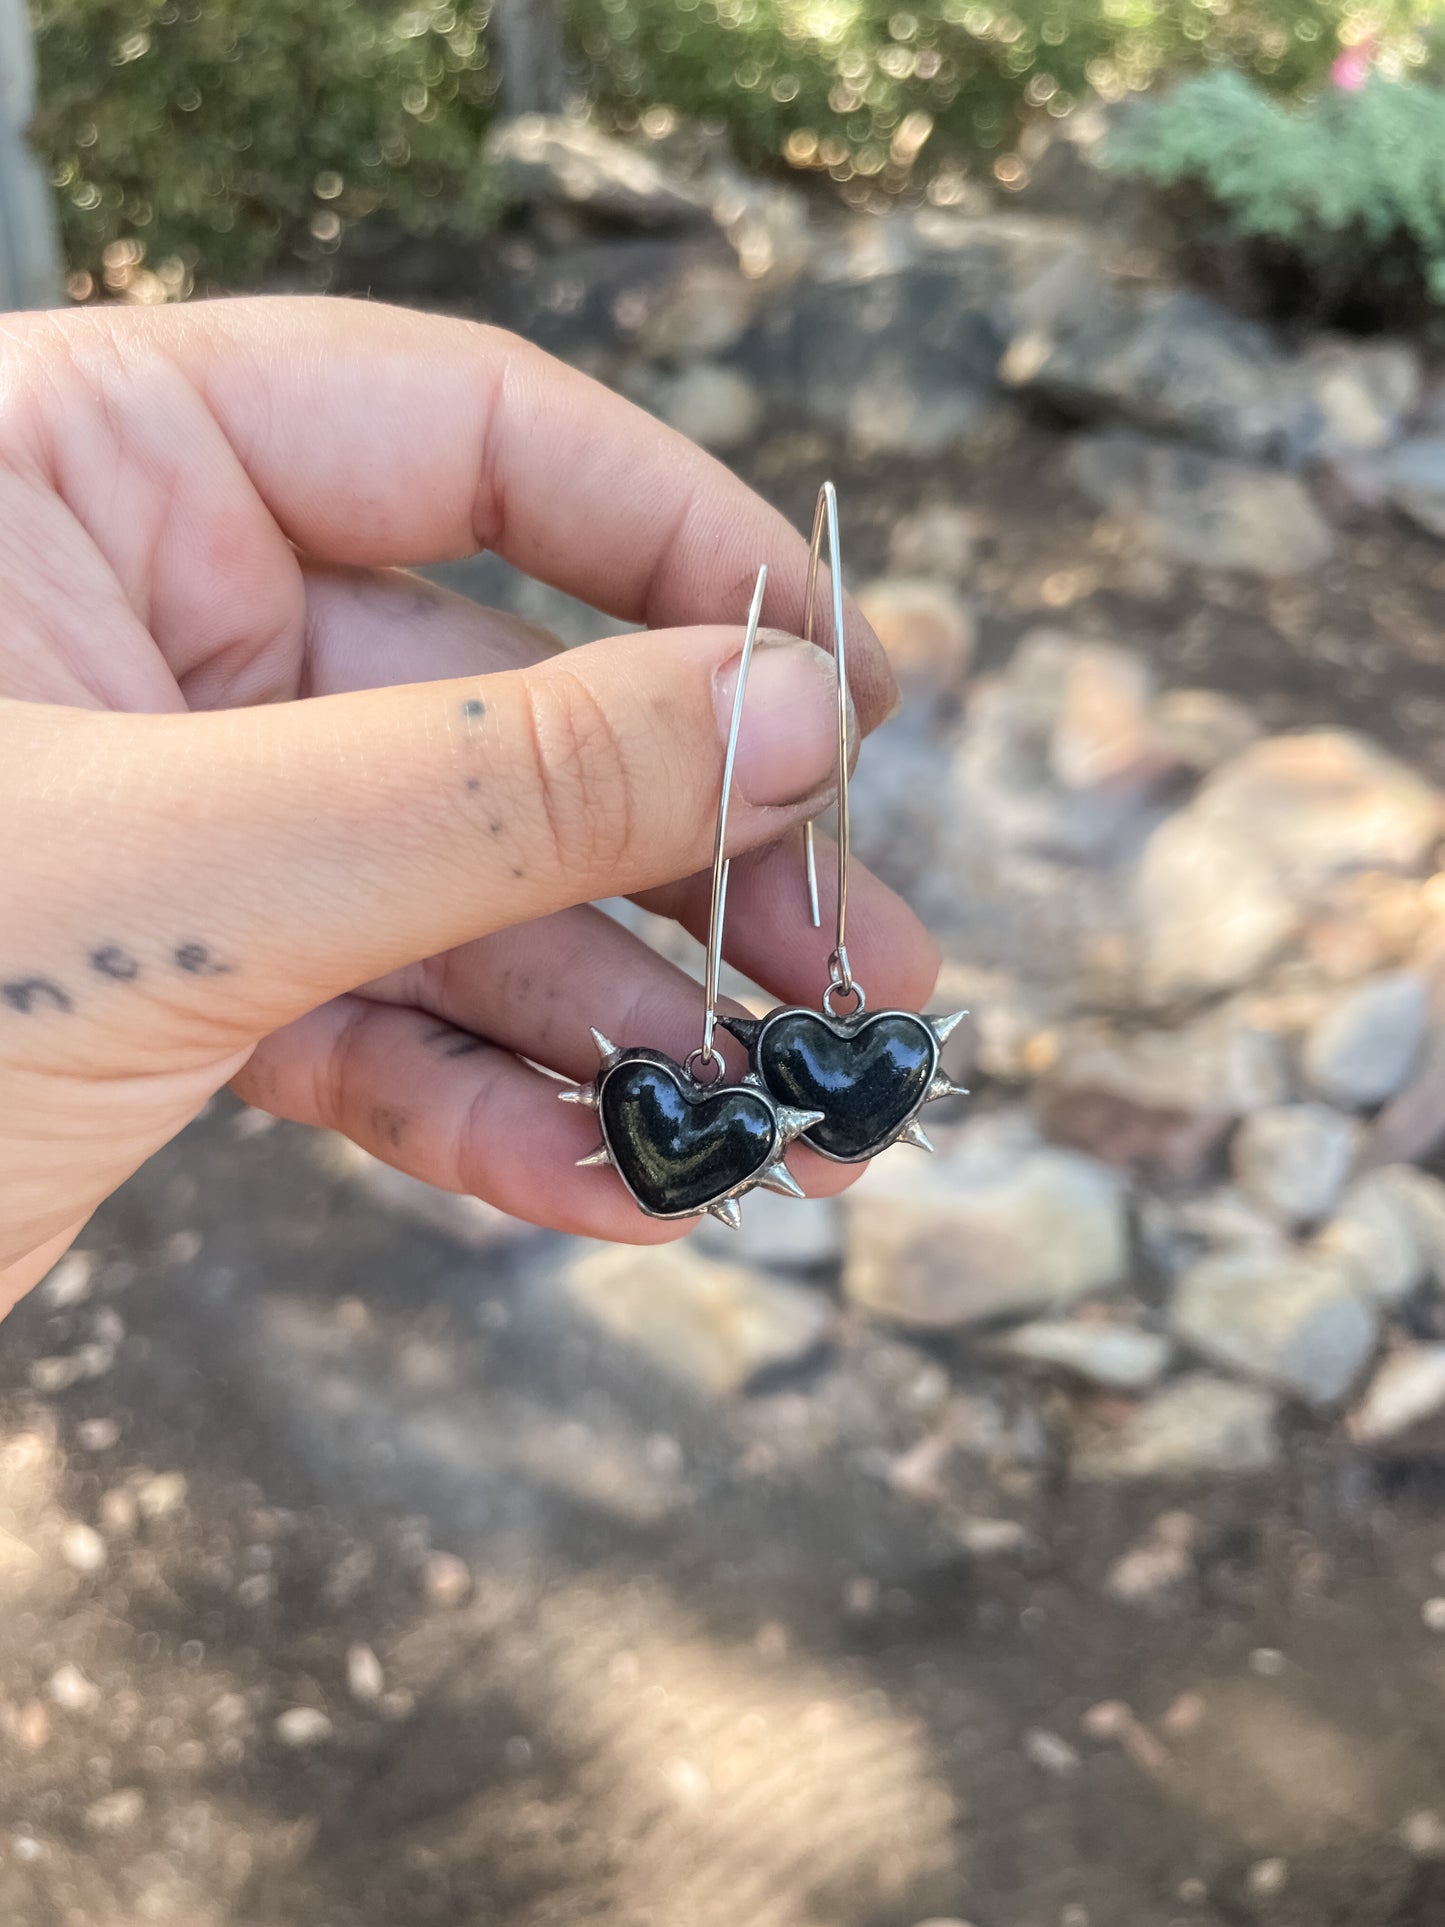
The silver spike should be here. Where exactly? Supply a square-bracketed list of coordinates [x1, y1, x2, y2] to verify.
[758, 1161, 806, 1199]
[776, 1104, 826, 1139]
[927, 1010, 969, 1047]
[717, 1015, 763, 1049]
[559, 1083, 599, 1109]
[589, 1027, 623, 1070]
[899, 1119, 934, 1152]
[707, 1196, 743, 1229]
[574, 1143, 612, 1169]
[926, 1070, 969, 1102]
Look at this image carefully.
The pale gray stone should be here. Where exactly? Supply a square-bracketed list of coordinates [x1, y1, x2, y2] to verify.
[694, 1190, 843, 1270]
[1349, 1346, 1445, 1448]
[888, 502, 981, 584]
[1076, 1375, 1280, 1480]
[991, 1319, 1171, 1390]
[1314, 1166, 1439, 1307]
[1302, 970, 1428, 1109]
[1231, 1103, 1360, 1226]
[1146, 687, 1261, 776]
[1382, 436, 1445, 540]
[1071, 432, 1333, 578]
[855, 577, 977, 686]
[560, 1242, 834, 1394]
[1135, 733, 1442, 1002]
[1171, 1247, 1379, 1407]
[844, 1114, 1127, 1330]
[485, 115, 713, 229]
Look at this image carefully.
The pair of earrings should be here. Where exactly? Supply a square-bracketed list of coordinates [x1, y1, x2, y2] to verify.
[563, 483, 968, 1228]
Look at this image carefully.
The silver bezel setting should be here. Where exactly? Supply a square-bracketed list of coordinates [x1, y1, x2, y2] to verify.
[561, 1031, 824, 1226]
[719, 1006, 969, 1164]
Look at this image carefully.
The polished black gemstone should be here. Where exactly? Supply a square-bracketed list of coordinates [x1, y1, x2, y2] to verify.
[599, 1054, 778, 1216]
[756, 1009, 934, 1161]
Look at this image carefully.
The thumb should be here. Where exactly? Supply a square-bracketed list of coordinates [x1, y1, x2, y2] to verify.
[4, 626, 843, 1044]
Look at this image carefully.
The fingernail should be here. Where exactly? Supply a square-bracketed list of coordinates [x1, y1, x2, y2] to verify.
[715, 633, 849, 808]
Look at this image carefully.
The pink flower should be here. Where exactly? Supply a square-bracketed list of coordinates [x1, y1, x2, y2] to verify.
[1331, 35, 1377, 91]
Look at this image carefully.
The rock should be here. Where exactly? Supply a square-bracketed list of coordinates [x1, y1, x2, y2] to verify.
[39, 1251, 95, 1309]
[29, 1347, 112, 1393]
[136, 1471, 187, 1520]
[745, 262, 1001, 454]
[59, 1522, 107, 1575]
[694, 1191, 842, 1269]
[1049, 643, 1160, 791]
[1382, 437, 1445, 540]
[1104, 1509, 1202, 1607]
[1306, 338, 1421, 460]
[422, 1551, 472, 1609]
[1071, 432, 1333, 578]
[1231, 1104, 1360, 1226]
[1135, 813, 1298, 1001]
[1302, 970, 1428, 1109]
[1023, 1728, 1081, 1777]
[1005, 283, 1418, 466]
[627, 361, 763, 452]
[1135, 733, 1442, 1002]
[274, 1707, 333, 1748]
[1139, 1187, 1287, 1279]
[1038, 1003, 1287, 1176]
[844, 1113, 1127, 1330]
[48, 1664, 99, 1713]
[560, 1241, 834, 1393]
[855, 578, 977, 687]
[954, 631, 1173, 859]
[1171, 1247, 1379, 1407]
[1076, 1375, 1280, 1480]
[626, 255, 761, 359]
[484, 115, 712, 230]
[991, 1318, 1171, 1391]
[85, 1788, 145, 1834]
[346, 1644, 384, 1703]
[888, 503, 980, 584]
[1314, 1168, 1431, 1308]
[1349, 1346, 1445, 1452]
[1146, 688, 1260, 777]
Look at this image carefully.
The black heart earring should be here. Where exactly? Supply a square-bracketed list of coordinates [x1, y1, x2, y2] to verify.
[719, 483, 968, 1163]
[561, 564, 824, 1227]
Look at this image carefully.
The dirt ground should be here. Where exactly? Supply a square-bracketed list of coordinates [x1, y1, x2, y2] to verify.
[7, 415, 1445, 1927]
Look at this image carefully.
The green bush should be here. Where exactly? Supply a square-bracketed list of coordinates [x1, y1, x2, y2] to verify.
[1105, 67, 1445, 325]
[24, 0, 1439, 297]
[569, 1, 1424, 195]
[28, 0, 498, 295]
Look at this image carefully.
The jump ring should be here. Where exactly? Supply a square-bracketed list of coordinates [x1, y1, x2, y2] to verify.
[822, 980, 866, 1018]
[683, 1045, 727, 1085]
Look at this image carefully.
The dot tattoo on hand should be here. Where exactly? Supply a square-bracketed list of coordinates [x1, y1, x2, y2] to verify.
[2, 977, 73, 1015]
[173, 942, 231, 977]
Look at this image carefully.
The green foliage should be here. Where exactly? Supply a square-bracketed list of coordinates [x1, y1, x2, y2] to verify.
[567, 0, 1422, 194]
[23, 0, 1440, 296]
[1106, 67, 1445, 321]
[28, 0, 498, 294]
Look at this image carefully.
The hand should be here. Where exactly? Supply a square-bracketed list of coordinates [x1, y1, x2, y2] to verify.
[0, 296, 938, 1310]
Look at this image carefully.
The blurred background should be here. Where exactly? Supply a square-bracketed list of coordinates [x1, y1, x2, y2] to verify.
[7, 3, 1445, 1923]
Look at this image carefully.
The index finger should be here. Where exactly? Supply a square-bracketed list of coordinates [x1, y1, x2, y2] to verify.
[75, 295, 898, 732]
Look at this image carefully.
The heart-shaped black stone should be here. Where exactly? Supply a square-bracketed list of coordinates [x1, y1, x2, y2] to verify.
[599, 1055, 778, 1217]
[757, 1010, 935, 1161]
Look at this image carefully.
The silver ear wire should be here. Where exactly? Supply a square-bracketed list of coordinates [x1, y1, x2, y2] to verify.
[801, 481, 854, 1004]
[700, 562, 768, 1067]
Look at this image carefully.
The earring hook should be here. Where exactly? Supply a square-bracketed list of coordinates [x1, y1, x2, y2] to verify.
[698, 561, 768, 1071]
[801, 481, 853, 1000]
